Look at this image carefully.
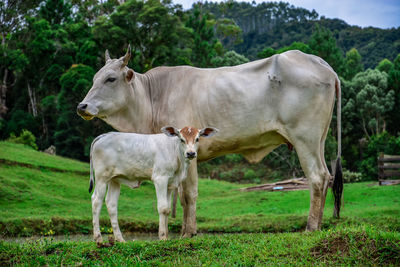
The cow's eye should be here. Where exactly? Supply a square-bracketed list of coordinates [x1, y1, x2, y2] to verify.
[195, 138, 199, 142]
[180, 139, 185, 143]
[106, 77, 116, 83]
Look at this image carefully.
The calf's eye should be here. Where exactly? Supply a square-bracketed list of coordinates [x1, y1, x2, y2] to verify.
[195, 138, 199, 142]
[180, 139, 185, 143]
[106, 77, 116, 83]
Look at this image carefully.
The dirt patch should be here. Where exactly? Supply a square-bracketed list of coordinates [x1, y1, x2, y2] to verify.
[310, 232, 400, 265]
[0, 158, 88, 176]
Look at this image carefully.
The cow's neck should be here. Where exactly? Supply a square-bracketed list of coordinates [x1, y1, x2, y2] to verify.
[103, 73, 153, 133]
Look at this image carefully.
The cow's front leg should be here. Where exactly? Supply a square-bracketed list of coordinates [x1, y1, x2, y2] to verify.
[92, 181, 107, 243]
[154, 177, 171, 240]
[105, 180, 125, 242]
[179, 161, 198, 238]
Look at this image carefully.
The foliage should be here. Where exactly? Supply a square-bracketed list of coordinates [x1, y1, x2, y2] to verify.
[376, 58, 394, 73]
[211, 50, 249, 67]
[359, 132, 400, 180]
[185, 6, 220, 67]
[6, 130, 38, 150]
[344, 48, 363, 80]
[308, 25, 345, 75]
[257, 41, 312, 59]
[342, 169, 362, 183]
[343, 69, 394, 138]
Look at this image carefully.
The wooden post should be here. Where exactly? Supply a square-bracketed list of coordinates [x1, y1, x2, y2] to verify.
[378, 152, 384, 186]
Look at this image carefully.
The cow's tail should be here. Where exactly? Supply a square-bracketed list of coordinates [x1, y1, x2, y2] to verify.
[332, 77, 343, 218]
[88, 134, 108, 194]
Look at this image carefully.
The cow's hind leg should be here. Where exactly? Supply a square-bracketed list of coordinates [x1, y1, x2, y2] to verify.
[179, 161, 198, 238]
[294, 141, 330, 231]
[105, 180, 124, 242]
[92, 180, 107, 242]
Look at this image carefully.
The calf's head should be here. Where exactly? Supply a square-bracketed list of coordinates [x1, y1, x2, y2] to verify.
[161, 126, 218, 160]
[77, 46, 134, 120]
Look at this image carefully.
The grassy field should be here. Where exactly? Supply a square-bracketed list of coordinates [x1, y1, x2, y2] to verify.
[1, 227, 399, 265]
[1, 141, 399, 265]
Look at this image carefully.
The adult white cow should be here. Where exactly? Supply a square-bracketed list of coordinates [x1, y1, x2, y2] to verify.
[89, 126, 218, 242]
[77, 46, 343, 236]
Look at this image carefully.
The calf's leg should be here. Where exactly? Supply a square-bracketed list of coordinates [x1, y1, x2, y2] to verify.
[154, 178, 171, 240]
[179, 161, 198, 238]
[92, 181, 107, 242]
[105, 180, 125, 242]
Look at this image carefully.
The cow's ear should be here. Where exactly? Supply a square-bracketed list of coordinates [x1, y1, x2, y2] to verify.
[161, 126, 180, 137]
[126, 69, 134, 82]
[199, 127, 219, 138]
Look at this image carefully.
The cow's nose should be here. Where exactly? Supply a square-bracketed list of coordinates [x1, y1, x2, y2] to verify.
[186, 152, 196, 159]
[77, 103, 87, 112]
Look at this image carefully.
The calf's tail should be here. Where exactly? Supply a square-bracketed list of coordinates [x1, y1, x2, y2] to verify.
[332, 77, 343, 218]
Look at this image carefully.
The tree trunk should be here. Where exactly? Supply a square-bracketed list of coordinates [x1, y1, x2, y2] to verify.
[0, 33, 8, 118]
[27, 82, 38, 117]
[0, 68, 8, 118]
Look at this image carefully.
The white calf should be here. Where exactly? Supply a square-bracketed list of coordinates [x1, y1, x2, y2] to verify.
[89, 126, 218, 242]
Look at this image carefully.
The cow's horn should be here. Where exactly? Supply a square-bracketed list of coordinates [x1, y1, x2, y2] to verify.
[121, 44, 131, 68]
[105, 49, 111, 62]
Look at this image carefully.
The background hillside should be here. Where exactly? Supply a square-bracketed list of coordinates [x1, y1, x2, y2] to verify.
[1, 0, 400, 183]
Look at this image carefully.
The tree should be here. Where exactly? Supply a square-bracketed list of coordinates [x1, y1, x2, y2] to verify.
[344, 48, 363, 80]
[387, 54, 400, 134]
[93, 0, 188, 72]
[308, 25, 345, 76]
[211, 50, 249, 67]
[186, 6, 219, 67]
[348, 69, 395, 138]
[376, 58, 393, 74]
[0, 0, 40, 118]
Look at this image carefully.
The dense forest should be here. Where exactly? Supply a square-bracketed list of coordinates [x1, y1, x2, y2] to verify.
[1, 0, 400, 183]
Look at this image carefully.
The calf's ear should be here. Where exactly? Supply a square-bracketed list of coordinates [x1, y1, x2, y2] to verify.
[161, 126, 180, 137]
[126, 69, 134, 82]
[199, 127, 219, 138]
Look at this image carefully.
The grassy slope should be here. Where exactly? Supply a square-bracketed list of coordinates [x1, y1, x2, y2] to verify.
[0, 141, 399, 237]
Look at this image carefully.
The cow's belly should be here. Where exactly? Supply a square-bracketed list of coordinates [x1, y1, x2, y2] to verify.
[197, 130, 287, 163]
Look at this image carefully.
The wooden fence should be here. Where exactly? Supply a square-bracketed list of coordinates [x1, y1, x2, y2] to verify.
[378, 153, 400, 185]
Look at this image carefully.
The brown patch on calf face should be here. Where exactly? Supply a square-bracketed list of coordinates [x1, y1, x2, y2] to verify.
[179, 127, 199, 144]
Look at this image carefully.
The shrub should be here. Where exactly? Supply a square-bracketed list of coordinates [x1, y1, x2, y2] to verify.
[244, 169, 257, 180]
[342, 169, 362, 183]
[7, 129, 38, 150]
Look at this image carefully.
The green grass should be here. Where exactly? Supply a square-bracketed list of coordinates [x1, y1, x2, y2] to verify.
[0, 142, 88, 173]
[1, 226, 399, 266]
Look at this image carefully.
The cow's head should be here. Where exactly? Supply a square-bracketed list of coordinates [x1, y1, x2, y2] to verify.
[77, 45, 134, 120]
[161, 126, 218, 160]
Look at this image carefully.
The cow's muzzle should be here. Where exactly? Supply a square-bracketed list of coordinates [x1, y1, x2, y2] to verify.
[77, 103, 94, 120]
